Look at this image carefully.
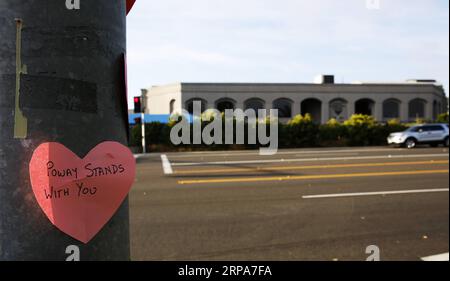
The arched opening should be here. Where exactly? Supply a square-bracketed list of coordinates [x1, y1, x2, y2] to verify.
[329, 98, 348, 122]
[244, 98, 266, 117]
[169, 99, 176, 114]
[273, 98, 293, 118]
[301, 98, 322, 123]
[215, 98, 236, 113]
[409, 99, 426, 120]
[355, 99, 375, 116]
[433, 100, 439, 120]
[383, 99, 400, 120]
[185, 98, 207, 115]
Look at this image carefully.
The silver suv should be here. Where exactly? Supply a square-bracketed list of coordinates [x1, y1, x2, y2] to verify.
[388, 124, 449, 149]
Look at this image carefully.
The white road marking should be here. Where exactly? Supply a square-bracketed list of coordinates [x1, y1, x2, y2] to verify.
[165, 148, 405, 158]
[170, 153, 449, 166]
[160, 154, 173, 175]
[302, 188, 449, 199]
[421, 253, 449, 261]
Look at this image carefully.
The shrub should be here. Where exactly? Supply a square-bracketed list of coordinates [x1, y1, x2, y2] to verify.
[130, 122, 171, 148]
[415, 118, 426, 124]
[385, 119, 408, 133]
[284, 114, 319, 147]
[343, 114, 376, 127]
[318, 119, 347, 146]
[288, 114, 313, 126]
[437, 113, 449, 124]
[343, 114, 376, 146]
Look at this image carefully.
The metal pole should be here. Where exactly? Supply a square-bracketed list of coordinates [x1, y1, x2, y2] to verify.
[140, 89, 147, 154]
[141, 112, 146, 154]
[0, 0, 130, 260]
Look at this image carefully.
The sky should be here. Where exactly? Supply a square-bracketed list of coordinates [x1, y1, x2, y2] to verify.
[126, 0, 449, 108]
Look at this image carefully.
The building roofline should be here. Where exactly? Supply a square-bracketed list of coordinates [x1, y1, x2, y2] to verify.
[144, 81, 445, 97]
[145, 78, 443, 88]
[174, 81, 443, 87]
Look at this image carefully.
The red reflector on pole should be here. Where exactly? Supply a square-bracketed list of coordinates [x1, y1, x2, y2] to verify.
[126, 0, 136, 14]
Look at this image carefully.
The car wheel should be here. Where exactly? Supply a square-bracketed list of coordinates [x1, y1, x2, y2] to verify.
[431, 143, 439, 148]
[445, 137, 449, 147]
[405, 138, 417, 149]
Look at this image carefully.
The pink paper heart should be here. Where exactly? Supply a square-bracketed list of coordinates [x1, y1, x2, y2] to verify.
[29, 141, 136, 243]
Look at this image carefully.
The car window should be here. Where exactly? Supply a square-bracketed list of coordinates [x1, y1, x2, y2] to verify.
[416, 127, 425, 132]
[407, 126, 421, 132]
[428, 125, 444, 131]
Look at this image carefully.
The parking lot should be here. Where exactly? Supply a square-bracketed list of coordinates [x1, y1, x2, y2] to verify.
[130, 146, 449, 261]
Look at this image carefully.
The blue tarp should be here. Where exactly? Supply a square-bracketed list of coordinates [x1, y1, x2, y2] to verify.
[128, 114, 193, 125]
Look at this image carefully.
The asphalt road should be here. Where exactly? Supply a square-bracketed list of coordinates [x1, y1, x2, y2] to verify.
[130, 146, 449, 261]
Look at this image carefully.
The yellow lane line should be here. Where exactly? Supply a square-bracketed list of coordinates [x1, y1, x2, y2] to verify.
[174, 160, 449, 175]
[178, 169, 449, 185]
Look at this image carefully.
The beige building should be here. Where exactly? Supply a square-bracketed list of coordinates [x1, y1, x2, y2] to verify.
[142, 76, 447, 124]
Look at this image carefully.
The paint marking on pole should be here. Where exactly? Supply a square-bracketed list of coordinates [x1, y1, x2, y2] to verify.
[421, 253, 449, 261]
[161, 154, 173, 175]
[302, 188, 449, 199]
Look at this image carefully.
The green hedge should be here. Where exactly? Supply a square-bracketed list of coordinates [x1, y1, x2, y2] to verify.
[436, 113, 449, 124]
[130, 122, 172, 147]
[130, 114, 411, 151]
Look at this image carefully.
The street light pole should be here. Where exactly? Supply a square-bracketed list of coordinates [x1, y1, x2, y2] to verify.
[0, 0, 131, 260]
